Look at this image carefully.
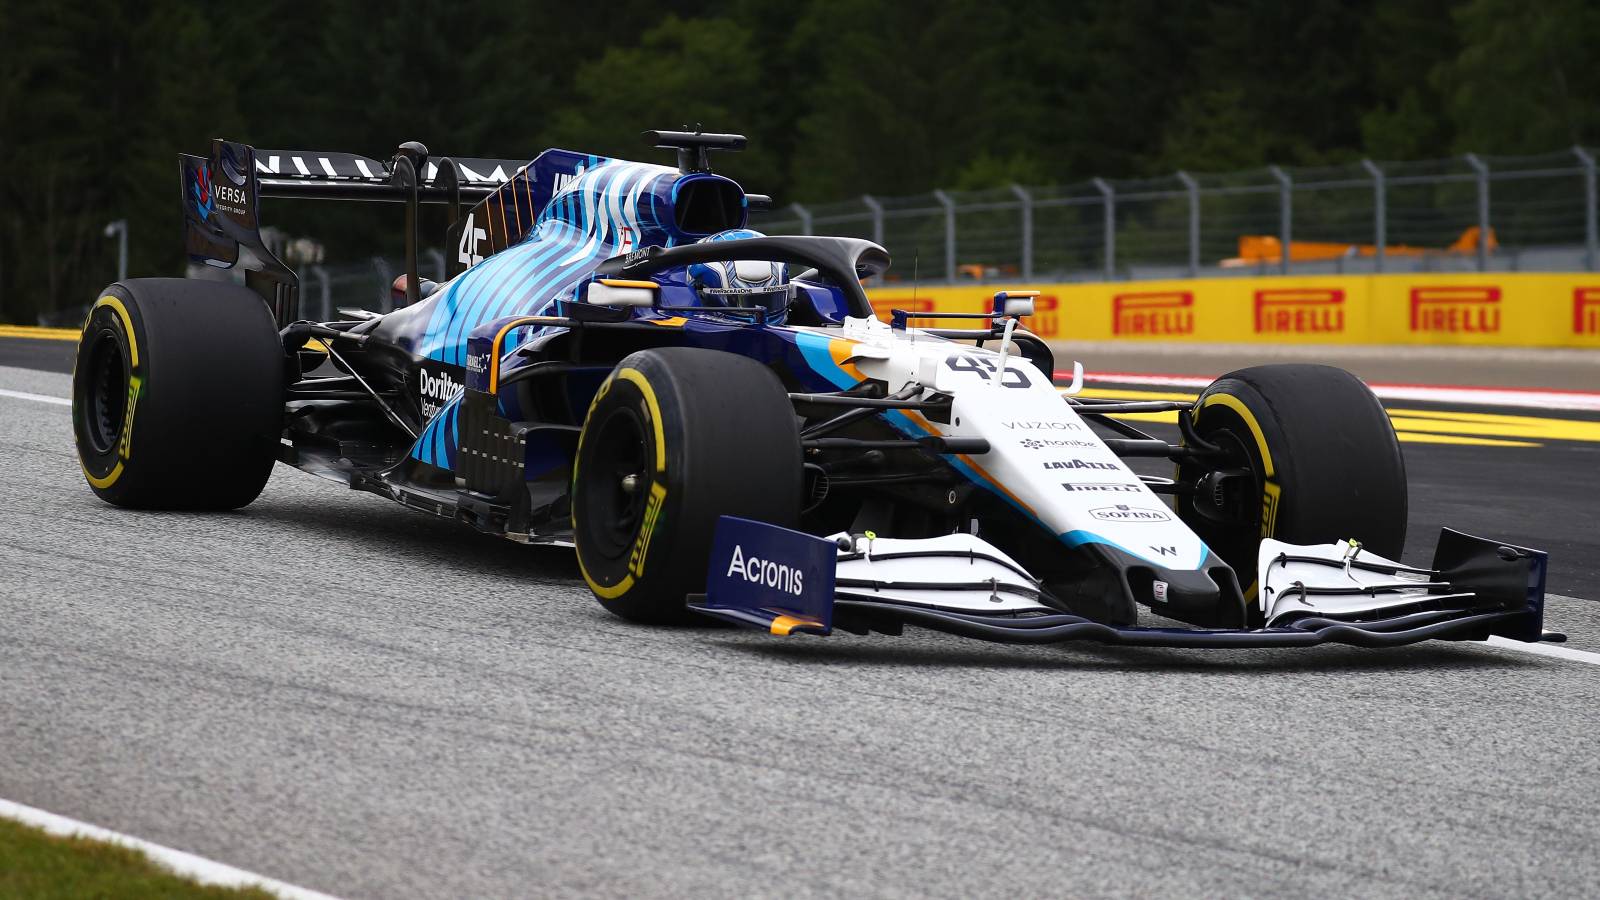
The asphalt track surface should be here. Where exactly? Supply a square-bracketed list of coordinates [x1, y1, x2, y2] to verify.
[4, 340, 1600, 898]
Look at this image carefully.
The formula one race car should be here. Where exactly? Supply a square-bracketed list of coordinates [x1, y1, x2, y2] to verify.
[71, 131, 1558, 649]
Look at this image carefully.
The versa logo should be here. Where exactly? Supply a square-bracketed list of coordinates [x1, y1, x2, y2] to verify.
[1410, 286, 1501, 333]
[1575, 288, 1600, 335]
[1113, 291, 1193, 336]
[1254, 288, 1344, 334]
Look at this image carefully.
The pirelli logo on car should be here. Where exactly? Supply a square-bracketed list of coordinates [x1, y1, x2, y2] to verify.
[1575, 287, 1600, 336]
[1112, 291, 1193, 336]
[1409, 286, 1501, 333]
[1253, 288, 1344, 334]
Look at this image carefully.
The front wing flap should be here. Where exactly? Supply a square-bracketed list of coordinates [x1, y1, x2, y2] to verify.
[688, 518, 1560, 649]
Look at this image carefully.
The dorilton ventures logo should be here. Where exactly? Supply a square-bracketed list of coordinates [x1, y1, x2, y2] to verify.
[1410, 286, 1501, 333]
[418, 365, 462, 419]
[1113, 291, 1193, 336]
[1575, 288, 1600, 336]
[1254, 288, 1344, 334]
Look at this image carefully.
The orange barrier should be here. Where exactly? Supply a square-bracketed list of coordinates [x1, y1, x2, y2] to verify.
[868, 273, 1600, 347]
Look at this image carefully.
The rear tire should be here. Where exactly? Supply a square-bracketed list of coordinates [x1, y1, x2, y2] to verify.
[72, 279, 285, 510]
[1177, 364, 1407, 596]
[572, 348, 802, 624]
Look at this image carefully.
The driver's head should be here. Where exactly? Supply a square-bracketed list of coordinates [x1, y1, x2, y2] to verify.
[687, 228, 791, 324]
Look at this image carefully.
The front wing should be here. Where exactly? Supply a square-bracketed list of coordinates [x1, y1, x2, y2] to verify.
[688, 518, 1559, 650]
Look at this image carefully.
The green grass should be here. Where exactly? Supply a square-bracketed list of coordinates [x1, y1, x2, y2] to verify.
[0, 816, 278, 899]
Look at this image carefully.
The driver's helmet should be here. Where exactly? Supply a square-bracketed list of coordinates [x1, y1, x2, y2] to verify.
[687, 228, 791, 323]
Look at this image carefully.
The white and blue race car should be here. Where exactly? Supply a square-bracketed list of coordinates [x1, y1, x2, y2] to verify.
[72, 130, 1555, 650]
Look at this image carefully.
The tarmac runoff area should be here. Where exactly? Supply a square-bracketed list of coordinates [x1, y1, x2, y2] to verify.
[3, 341, 1600, 897]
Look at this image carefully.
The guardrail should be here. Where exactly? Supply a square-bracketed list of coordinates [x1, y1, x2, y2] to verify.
[752, 149, 1600, 284]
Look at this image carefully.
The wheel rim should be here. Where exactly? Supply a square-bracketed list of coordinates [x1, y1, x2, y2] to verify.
[580, 403, 652, 560]
[82, 329, 127, 455]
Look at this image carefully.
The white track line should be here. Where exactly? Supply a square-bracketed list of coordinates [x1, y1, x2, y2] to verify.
[0, 798, 342, 900]
[1483, 636, 1600, 666]
[1070, 372, 1600, 413]
[0, 387, 70, 406]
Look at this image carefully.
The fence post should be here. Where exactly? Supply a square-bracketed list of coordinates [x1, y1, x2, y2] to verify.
[861, 194, 884, 247]
[933, 189, 956, 282]
[103, 220, 128, 282]
[372, 257, 392, 312]
[1464, 154, 1490, 271]
[1092, 177, 1115, 280]
[1268, 166, 1292, 275]
[789, 202, 813, 236]
[1576, 146, 1597, 271]
[1010, 183, 1033, 281]
[1176, 171, 1200, 277]
[309, 265, 332, 320]
[1361, 159, 1386, 273]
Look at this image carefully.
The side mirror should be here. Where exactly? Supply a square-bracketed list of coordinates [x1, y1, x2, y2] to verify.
[992, 290, 1037, 318]
[585, 279, 658, 307]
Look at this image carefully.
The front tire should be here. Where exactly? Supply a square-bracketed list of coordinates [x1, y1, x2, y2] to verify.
[1177, 364, 1407, 596]
[72, 279, 285, 510]
[572, 348, 803, 624]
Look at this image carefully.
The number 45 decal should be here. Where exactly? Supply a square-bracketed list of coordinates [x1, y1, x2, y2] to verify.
[944, 354, 1032, 388]
[457, 212, 487, 268]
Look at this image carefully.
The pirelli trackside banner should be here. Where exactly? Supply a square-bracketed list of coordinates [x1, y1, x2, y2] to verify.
[867, 273, 1600, 347]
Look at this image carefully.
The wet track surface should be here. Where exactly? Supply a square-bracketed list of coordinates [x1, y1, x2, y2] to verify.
[4, 348, 1600, 898]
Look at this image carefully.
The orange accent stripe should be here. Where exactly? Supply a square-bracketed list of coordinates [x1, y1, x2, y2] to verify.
[770, 614, 822, 635]
[599, 279, 660, 289]
[646, 316, 687, 327]
[827, 338, 868, 382]
[487, 316, 570, 391]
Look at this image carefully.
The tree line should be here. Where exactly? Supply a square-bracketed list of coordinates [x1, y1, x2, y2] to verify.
[3, 0, 1596, 322]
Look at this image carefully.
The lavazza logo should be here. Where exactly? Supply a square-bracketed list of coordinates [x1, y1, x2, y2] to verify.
[725, 545, 804, 596]
[1019, 437, 1098, 450]
[419, 366, 462, 419]
[1044, 459, 1118, 471]
[1091, 504, 1170, 523]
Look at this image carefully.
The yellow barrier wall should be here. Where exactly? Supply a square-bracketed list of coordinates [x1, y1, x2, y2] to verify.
[867, 272, 1600, 347]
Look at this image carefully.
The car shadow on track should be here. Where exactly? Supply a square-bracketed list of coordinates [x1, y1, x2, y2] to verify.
[715, 636, 1534, 673]
[242, 488, 583, 581]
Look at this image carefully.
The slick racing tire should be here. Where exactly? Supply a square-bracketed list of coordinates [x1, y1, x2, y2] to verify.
[573, 348, 802, 624]
[1177, 364, 1407, 598]
[73, 279, 285, 510]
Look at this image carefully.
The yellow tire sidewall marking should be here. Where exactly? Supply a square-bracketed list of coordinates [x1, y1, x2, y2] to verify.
[575, 366, 669, 600]
[80, 295, 141, 489]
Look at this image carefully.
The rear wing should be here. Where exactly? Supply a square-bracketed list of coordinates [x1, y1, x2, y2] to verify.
[181, 138, 533, 324]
